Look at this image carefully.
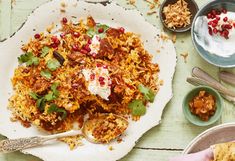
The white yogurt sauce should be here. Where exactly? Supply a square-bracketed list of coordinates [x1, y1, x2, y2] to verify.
[82, 66, 111, 100]
[194, 12, 235, 57]
[89, 35, 101, 56]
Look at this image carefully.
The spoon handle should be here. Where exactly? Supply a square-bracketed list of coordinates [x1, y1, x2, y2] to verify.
[0, 130, 81, 153]
[192, 67, 222, 87]
[219, 71, 235, 86]
[187, 77, 235, 97]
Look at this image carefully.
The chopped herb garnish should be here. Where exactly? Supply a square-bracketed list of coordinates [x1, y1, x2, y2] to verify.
[96, 24, 109, 33]
[40, 46, 50, 57]
[44, 92, 55, 101]
[47, 59, 61, 71]
[128, 100, 146, 116]
[18, 52, 39, 66]
[36, 98, 46, 112]
[138, 84, 156, 103]
[86, 23, 110, 38]
[87, 28, 96, 38]
[40, 70, 52, 79]
[51, 82, 59, 97]
[45, 82, 59, 101]
[29, 92, 39, 100]
[48, 103, 67, 119]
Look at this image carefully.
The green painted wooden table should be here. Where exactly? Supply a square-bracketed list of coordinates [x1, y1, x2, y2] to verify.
[0, 0, 235, 161]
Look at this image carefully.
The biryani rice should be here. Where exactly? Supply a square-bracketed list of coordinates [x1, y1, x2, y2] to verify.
[8, 16, 160, 145]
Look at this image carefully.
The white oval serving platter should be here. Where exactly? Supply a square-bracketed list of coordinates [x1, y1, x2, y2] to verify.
[0, 0, 176, 161]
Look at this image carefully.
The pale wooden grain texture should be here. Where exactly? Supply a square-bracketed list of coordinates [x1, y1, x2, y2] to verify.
[0, 0, 235, 161]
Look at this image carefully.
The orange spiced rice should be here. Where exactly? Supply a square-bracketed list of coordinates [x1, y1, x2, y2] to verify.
[8, 16, 160, 147]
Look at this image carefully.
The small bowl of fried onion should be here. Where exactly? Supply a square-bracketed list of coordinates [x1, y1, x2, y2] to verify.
[160, 0, 199, 32]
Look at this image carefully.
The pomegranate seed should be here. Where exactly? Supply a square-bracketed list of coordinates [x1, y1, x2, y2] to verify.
[60, 33, 66, 38]
[211, 22, 217, 28]
[99, 77, 105, 82]
[73, 32, 80, 38]
[213, 19, 218, 24]
[88, 39, 92, 44]
[100, 81, 105, 86]
[215, 16, 220, 20]
[98, 28, 104, 33]
[208, 27, 213, 35]
[51, 43, 58, 48]
[103, 65, 108, 69]
[54, 39, 60, 45]
[34, 33, 40, 39]
[62, 17, 68, 24]
[233, 23, 235, 28]
[72, 44, 79, 51]
[223, 17, 228, 22]
[223, 30, 229, 38]
[211, 9, 217, 16]
[207, 13, 212, 19]
[96, 63, 102, 67]
[119, 27, 125, 33]
[80, 49, 88, 54]
[51, 36, 58, 42]
[211, 14, 215, 19]
[83, 44, 91, 52]
[208, 21, 213, 25]
[224, 24, 233, 29]
[219, 30, 223, 36]
[222, 8, 227, 14]
[90, 73, 95, 80]
[213, 28, 218, 34]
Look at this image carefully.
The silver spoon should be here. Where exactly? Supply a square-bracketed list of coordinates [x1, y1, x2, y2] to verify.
[0, 114, 128, 153]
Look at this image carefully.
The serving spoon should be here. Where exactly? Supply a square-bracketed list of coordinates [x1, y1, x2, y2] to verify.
[0, 114, 128, 153]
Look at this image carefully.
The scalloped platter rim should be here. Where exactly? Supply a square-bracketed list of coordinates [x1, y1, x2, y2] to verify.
[0, 0, 177, 161]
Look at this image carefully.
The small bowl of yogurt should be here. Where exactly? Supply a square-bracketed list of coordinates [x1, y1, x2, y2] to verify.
[192, 0, 235, 67]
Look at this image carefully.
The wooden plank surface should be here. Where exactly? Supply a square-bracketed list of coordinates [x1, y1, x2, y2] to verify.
[0, 0, 235, 161]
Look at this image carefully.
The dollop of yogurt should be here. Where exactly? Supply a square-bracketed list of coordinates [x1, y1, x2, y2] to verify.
[82, 65, 111, 100]
[194, 12, 235, 57]
[89, 35, 101, 57]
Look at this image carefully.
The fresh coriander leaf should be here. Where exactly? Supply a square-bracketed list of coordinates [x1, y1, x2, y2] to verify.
[44, 83, 60, 101]
[18, 52, 39, 66]
[31, 57, 39, 66]
[86, 24, 110, 38]
[29, 92, 39, 100]
[128, 100, 146, 116]
[51, 82, 59, 97]
[40, 70, 52, 79]
[18, 52, 32, 63]
[86, 28, 96, 38]
[48, 103, 67, 119]
[96, 24, 109, 32]
[36, 98, 46, 112]
[47, 59, 61, 71]
[138, 84, 156, 103]
[44, 92, 55, 101]
[40, 46, 50, 57]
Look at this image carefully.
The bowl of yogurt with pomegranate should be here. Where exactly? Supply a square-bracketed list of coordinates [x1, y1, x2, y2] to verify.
[192, 0, 235, 67]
